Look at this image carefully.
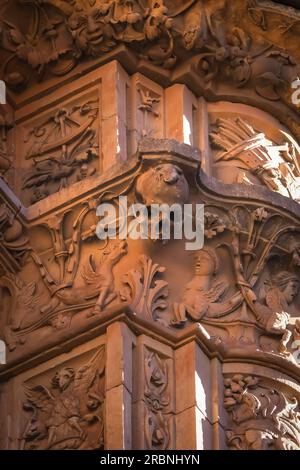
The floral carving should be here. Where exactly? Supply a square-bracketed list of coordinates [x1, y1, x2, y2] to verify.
[121, 255, 168, 322]
[21, 348, 105, 450]
[22, 100, 99, 204]
[144, 349, 170, 450]
[224, 374, 300, 450]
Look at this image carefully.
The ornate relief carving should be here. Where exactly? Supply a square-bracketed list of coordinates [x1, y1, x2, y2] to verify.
[224, 374, 300, 450]
[242, 271, 299, 355]
[33, 211, 126, 314]
[0, 0, 188, 87]
[121, 255, 168, 323]
[1, 272, 40, 351]
[247, 0, 300, 33]
[0, 199, 129, 351]
[172, 248, 228, 325]
[1, 0, 299, 117]
[138, 86, 161, 138]
[210, 117, 300, 201]
[227, 205, 300, 356]
[22, 100, 99, 204]
[21, 347, 105, 450]
[136, 163, 190, 206]
[194, 24, 298, 107]
[0, 107, 13, 184]
[85, 240, 128, 317]
[0, 203, 29, 275]
[144, 349, 170, 450]
[291, 319, 300, 364]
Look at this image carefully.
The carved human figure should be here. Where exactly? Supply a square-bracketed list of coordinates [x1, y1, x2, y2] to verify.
[172, 248, 227, 325]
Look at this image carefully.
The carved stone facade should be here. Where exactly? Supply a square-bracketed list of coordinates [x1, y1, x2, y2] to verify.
[0, 0, 300, 450]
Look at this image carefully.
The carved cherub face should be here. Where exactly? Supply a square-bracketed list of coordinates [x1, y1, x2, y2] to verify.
[136, 163, 189, 206]
[52, 368, 75, 392]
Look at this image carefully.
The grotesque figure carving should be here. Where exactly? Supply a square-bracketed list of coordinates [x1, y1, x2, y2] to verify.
[182, 0, 226, 51]
[22, 348, 105, 450]
[136, 163, 189, 206]
[85, 240, 128, 316]
[243, 271, 299, 355]
[172, 248, 227, 325]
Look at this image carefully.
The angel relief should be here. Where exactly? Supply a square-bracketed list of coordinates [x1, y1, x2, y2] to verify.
[172, 248, 229, 325]
[21, 348, 105, 450]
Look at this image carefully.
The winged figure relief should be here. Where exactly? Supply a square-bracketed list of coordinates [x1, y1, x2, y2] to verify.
[172, 248, 228, 325]
[21, 348, 105, 450]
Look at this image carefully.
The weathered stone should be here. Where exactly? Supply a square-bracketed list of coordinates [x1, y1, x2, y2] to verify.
[0, 0, 300, 452]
